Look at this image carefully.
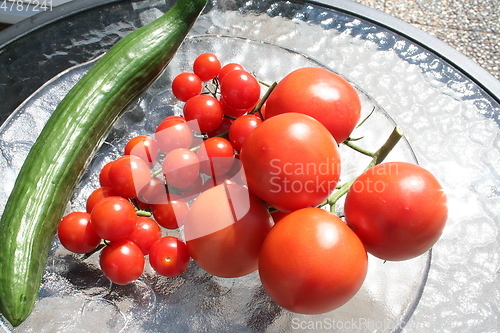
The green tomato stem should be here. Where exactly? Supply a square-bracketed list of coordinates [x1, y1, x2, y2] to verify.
[326, 125, 403, 211]
[249, 81, 277, 117]
[342, 141, 375, 157]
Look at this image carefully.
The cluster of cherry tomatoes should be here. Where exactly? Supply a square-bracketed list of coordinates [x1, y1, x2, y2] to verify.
[58, 52, 448, 316]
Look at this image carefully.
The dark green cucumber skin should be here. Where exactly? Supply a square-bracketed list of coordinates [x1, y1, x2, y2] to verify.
[0, 0, 207, 327]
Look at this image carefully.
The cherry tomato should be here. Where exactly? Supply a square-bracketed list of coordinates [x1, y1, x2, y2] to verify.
[265, 67, 361, 143]
[183, 94, 224, 134]
[154, 116, 193, 153]
[162, 148, 200, 189]
[99, 161, 114, 188]
[228, 114, 262, 152]
[100, 240, 145, 285]
[240, 113, 341, 212]
[137, 177, 169, 206]
[218, 63, 244, 81]
[58, 212, 102, 254]
[86, 186, 117, 213]
[90, 196, 137, 241]
[344, 162, 448, 261]
[220, 70, 261, 110]
[193, 53, 221, 82]
[149, 236, 190, 277]
[152, 194, 190, 229]
[196, 137, 235, 178]
[108, 155, 151, 199]
[124, 135, 159, 167]
[259, 207, 367, 314]
[127, 216, 162, 255]
[184, 182, 273, 278]
[171, 72, 203, 102]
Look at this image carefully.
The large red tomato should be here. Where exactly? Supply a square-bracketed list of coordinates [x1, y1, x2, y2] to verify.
[344, 162, 448, 261]
[259, 207, 367, 314]
[184, 182, 273, 278]
[240, 113, 340, 212]
[265, 67, 361, 143]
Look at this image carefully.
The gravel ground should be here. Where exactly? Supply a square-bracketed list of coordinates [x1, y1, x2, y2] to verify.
[354, 0, 500, 80]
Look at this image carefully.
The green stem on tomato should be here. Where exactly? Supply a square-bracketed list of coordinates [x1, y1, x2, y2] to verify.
[136, 210, 152, 217]
[326, 125, 404, 211]
[249, 81, 277, 117]
[356, 106, 376, 128]
[342, 141, 375, 157]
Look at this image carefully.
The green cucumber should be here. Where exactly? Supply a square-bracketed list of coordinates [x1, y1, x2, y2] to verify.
[0, 0, 207, 326]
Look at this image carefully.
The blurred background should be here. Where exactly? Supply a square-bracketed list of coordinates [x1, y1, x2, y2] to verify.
[1, 0, 499, 80]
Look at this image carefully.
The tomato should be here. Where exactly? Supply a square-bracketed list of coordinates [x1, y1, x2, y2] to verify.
[149, 236, 190, 277]
[127, 216, 162, 255]
[344, 162, 448, 261]
[162, 148, 200, 189]
[152, 194, 190, 229]
[240, 113, 341, 212]
[90, 196, 137, 241]
[58, 212, 102, 254]
[86, 186, 117, 213]
[183, 94, 224, 134]
[218, 63, 244, 81]
[137, 177, 169, 206]
[265, 67, 361, 144]
[108, 155, 151, 199]
[259, 207, 367, 314]
[100, 240, 145, 285]
[171, 72, 203, 102]
[220, 70, 260, 110]
[228, 114, 262, 152]
[124, 135, 159, 167]
[154, 116, 194, 153]
[184, 182, 273, 278]
[196, 137, 235, 177]
[193, 53, 221, 82]
[99, 160, 114, 188]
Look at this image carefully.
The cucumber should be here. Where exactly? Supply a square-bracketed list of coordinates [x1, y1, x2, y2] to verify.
[0, 0, 207, 326]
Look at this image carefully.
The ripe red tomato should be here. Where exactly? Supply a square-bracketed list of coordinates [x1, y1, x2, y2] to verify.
[152, 194, 190, 229]
[108, 155, 151, 199]
[259, 207, 367, 314]
[196, 137, 235, 177]
[228, 114, 262, 152]
[220, 70, 260, 110]
[154, 116, 194, 153]
[100, 240, 145, 285]
[86, 186, 117, 213]
[184, 182, 273, 278]
[217, 63, 244, 81]
[58, 212, 102, 254]
[124, 135, 159, 168]
[90, 196, 137, 241]
[149, 236, 190, 277]
[193, 53, 221, 82]
[344, 162, 448, 261]
[99, 161, 114, 188]
[171, 72, 203, 102]
[183, 94, 224, 134]
[240, 113, 341, 212]
[265, 67, 361, 143]
[162, 148, 200, 189]
[127, 216, 162, 255]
